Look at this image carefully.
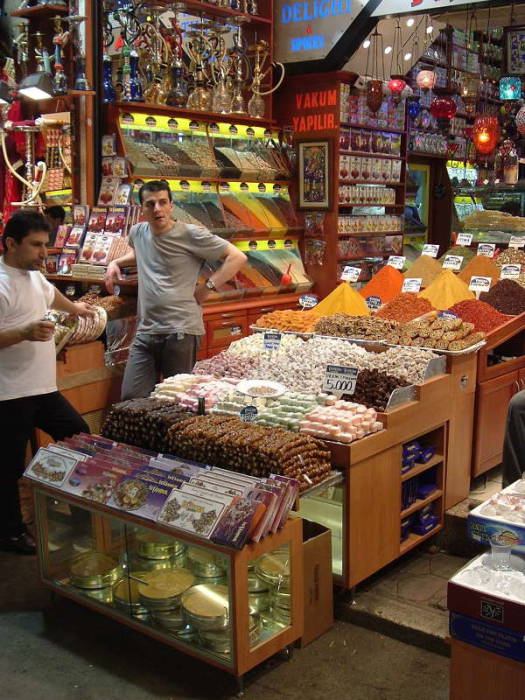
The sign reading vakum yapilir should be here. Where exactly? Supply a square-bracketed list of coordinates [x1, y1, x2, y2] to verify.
[274, 0, 365, 63]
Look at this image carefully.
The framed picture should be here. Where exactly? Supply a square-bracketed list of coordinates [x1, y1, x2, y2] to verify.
[298, 140, 331, 210]
[505, 26, 525, 75]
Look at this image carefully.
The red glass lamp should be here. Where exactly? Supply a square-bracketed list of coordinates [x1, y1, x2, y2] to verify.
[430, 92, 457, 131]
[387, 75, 406, 103]
[366, 79, 383, 113]
[472, 115, 500, 155]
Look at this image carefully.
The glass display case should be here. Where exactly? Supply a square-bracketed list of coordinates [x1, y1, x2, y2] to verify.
[33, 487, 303, 677]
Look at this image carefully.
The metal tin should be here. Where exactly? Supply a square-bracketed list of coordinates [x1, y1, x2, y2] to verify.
[272, 606, 291, 626]
[181, 584, 230, 631]
[248, 572, 269, 593]
[70, 552, 121, 590]
[136, 532, 186, 560]
[130, 550, 187, 572]
[249, 590, 270, 613]
[113, 573, 149, 619]
[152, 608, 186, 632]
[187, 548, 227, 579]
[271, 588, 291, 610]
[198, 616, 261, 655]
[84, 586, 113, 604]
[138, 568, 195, 612]
[254, 552, 290, 588]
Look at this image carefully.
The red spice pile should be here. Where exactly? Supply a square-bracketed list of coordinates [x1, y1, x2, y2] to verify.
[448, 299, 508, 333]
[376, 293, 434, 322]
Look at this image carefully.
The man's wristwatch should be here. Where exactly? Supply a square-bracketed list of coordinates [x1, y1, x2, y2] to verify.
[205, 279, 216, 291]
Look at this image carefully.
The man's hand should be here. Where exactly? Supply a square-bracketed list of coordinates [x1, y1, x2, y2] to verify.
[73, 302, 97, 318]
[22, 320, 55, 342]
[105, 261, 122, 294]
[194, 282, 212, 305]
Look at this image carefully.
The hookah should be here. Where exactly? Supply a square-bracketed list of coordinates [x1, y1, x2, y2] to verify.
[138, 5, 171, 105]
[247, 39, 284, 119]
[228, 18, 251, 115]
[185, 17, 215, 111]
[209, 25, 234, 113]
[0, 118, 47, 207]
[102, 46, 117, 103]
[51, 15, 69, 95]
[65, 2, 91, 91]
[165, 4, 188, 107]
[13, 24, 30, 80]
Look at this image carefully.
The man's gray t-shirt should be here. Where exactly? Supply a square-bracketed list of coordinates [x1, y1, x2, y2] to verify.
[129, 221, 228, 335]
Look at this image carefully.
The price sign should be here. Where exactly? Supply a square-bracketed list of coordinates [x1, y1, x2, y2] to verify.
[422, 244, 439, 258]
[402, 278, 423, 293]
[509, 236, 525, 249]
[442, 255, 464, 271]
[263, 331, 282, 351]
[341, 266, 361, 282]
[299, 294, 318, 309]
[387, 255, 406, 270]
[230, 325, 242, 336]
[240, 406, 258, 422]
[469, 276, 492, 293]
[438, 311, 458, 321]
[456, 233, 473, 246]
[323, 365, 359, 396]
[366, 295, 382, 310]
[477, 243, 496, 258]
[500, 264, 521, 280]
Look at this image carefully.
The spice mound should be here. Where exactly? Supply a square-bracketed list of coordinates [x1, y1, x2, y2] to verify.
[439, 245, 475, 270]
[399, 315, 484, 351]
[255, 309, 320, 332]
[351, 368, 409, 413]
[418, 269, 474, 310]
[403, 255, 442, 288]
[376, 293, 434, 322]
[314, 282, 370, 317]
[448, 300, 508, 333]
[359, 265, 404, 304]
[313, 313, 400, 342]
[480, 279, 525, 315]
[458, 255, 499, 287]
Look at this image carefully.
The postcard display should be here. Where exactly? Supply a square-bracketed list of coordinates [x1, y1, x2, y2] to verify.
[25, 441, 303, 682]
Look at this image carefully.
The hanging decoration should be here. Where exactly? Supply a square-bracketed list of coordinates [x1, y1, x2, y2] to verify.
[499, 77, 522, 101]
[472, 115, 500, 155]
[387, 20, 406, 104]
[364, 29, 385, 113]
[460, 76, 480, 115]
[516, 105, 525, 135]
[407, 96, 421, 120]
[430, 90, 457, 131]
[416, 70, 436, 91]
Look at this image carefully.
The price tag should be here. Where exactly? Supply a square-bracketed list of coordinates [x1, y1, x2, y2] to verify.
[438, 311, 458, 321]
[323, 365, 359, 396]
[442, 255, 464, 270]
[469, 276, 492, 293]
[299, 294, 319, 309]
[341, 266, 361, 282]
[366, 295, 382, 310]
[230, 325, 242, 336]
[456, 233, 473, 246]
[509, 236, 525, 249]
[387, 255, 406, 269]
[477, 243, 496, 258]
[422, 244, 439, 258]
[263, 331, 282, 351]
[402, 278, 423, 293]
[240, 406, 258, 422]
[501, 264, 521, 280]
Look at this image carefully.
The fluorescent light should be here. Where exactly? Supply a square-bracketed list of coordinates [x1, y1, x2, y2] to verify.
[363, 39, 371, 49]
[19, 72, 54, 100]
[406, 18, 415, 27]
[384, 46, 392, 54]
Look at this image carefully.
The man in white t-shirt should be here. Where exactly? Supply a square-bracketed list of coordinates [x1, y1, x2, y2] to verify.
[0, 210, 95, 555]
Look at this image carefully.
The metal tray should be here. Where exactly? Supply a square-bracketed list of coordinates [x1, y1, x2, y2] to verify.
[249, 326, 314, 339]
[384, 340, 486, 356]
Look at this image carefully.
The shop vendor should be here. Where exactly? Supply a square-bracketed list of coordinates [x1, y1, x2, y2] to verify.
[106, 179, 247, 400]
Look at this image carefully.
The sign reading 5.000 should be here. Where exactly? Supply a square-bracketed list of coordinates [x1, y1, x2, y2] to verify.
[323, 365, 359, 395]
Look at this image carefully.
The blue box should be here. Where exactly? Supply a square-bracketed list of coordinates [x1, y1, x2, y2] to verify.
[450, 611, 525, 663]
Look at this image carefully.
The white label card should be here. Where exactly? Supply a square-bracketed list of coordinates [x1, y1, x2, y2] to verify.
[323, 365, 359, 396]
[299, 294, 318, 309]
[402, 278, 423, 293]
[387, 256, 406, 270]
[230, 325, 242, 336]
[456, 233, 473, 246]
[422, 244, 439, 258]
[341, 266, 361, 282]
[469, 276, 492, 293]
[500, 264, 521, 280]
[509, 236, 525, 249]
[477, 243, 496, 258]
[240, 406, 258, 422]
[263, 332, 282, 351]
[442, 255, 464, 271]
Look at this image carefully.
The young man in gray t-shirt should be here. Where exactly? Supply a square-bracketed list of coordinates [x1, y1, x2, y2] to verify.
[105, 180, 246, 399]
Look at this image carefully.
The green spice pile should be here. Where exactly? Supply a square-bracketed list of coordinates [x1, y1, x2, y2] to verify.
[438, 245, 475, 271]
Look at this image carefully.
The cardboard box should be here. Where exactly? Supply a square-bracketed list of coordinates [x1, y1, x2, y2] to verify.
[450, 611, 525, 663]
[300, 519, 333, 647]
[468, 482, 525, 554]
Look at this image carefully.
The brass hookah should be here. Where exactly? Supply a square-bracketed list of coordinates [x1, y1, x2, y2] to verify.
[228, 18, 251, 115]
[208, 24, 234, 113]
[138, 5, 172, 105]
[185, 17, 216, 111]
[247, 39, 284, 119]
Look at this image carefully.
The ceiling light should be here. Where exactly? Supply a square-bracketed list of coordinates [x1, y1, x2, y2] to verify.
[384, 46, 392, 54]
[19, 72, 54, 101]
[362, 39, 371, 49]
[406, 18, 414, 27]
[426, 25, 434, 34]
[404, 52, 412, 61]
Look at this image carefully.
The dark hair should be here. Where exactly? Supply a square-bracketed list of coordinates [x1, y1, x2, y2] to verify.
[2, 210, 51, 246]
[138, 179, 172, 205]
[45, 205, 66, 221]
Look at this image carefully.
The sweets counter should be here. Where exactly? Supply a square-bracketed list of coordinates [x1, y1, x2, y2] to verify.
[31, 485, 304, 679]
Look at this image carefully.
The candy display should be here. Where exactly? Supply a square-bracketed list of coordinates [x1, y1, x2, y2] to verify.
[313, 283, 370, 317]
[166, 416, 332, 489]
[351, 369, 409, 413]
[448, 300, 508, 333]
[399, 316, 485, 351]
[403, 255, 442, 289]
[376, 294, 434, 323]
[359, 265, 404, 304]
[299, 401, 383, 443]
[45, 306, 107, 351]
[253, 310, 320, 332]
[193, 354, 260, 379]
[480, 279, 525, 315]
[154, 377, 239, 413]
[313, 314, 399, 342]
[418, 270, 474, 310]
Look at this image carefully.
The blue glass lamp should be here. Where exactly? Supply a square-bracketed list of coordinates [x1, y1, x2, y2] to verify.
[499, 77, 522, 101]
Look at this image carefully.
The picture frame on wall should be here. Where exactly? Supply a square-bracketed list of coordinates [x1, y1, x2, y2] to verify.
[505, 26, 525, 75]
[298, 140, 331, 210]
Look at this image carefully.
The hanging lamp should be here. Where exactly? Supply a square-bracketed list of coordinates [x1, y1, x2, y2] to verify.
[387, 20, 406, 103]
[516, 105, 525, 135]
[365, 29, 385, 113]
[429, 24, 458, 132]
[472, 115, 500, 154]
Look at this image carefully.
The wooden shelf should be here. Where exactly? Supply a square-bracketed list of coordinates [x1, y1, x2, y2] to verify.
[400, 525, 442, 555]
[141, 0, 272, 23]
[338, 231, 403, 238]
[114, 101, 276, 127]
[11, 4, 69, 18]
[339, 180, 404, 187]
[46, 275, 137, 286]
[400, 489, 443, 519]
[339, 151, 402, 160]
[338, 203, 405, 209]
[340, 122, 406, 135]
[408, 151, 449, 160]
[337, 253, 390, 261]
[401, 454, 444, 482]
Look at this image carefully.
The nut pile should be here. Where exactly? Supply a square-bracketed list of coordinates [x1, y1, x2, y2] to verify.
[102, 398, 192, 451]
[254, 309, 320, 332]
[351, 369, 409, 412]
[400, 316, 485, 351]
[166, 415, 332, 489]
[313, 314, 400, 341]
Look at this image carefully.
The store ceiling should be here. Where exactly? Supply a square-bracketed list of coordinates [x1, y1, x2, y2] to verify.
[434, 5, 525, 30]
